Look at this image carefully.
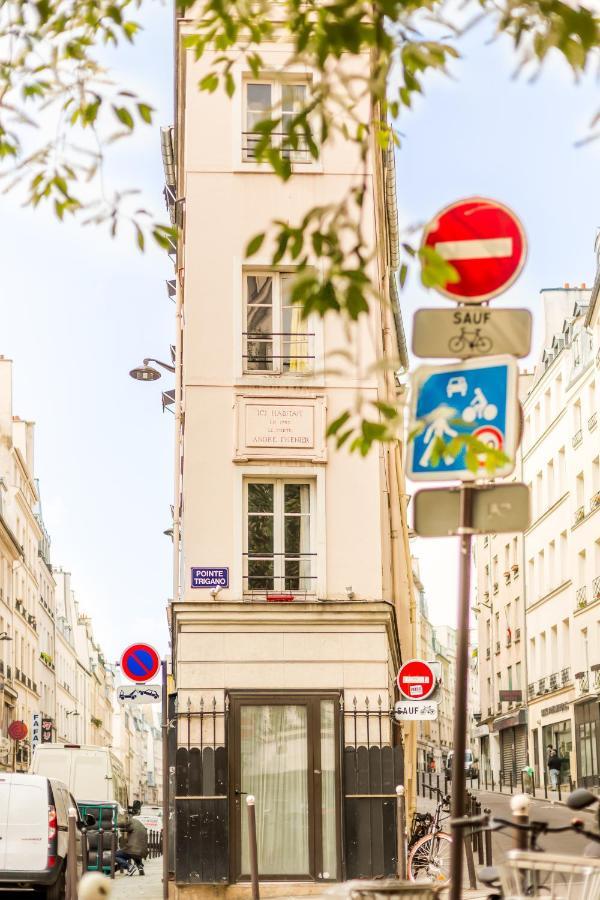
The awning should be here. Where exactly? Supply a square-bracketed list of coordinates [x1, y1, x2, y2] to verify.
[492, 708, 527, 732]
[474, 724, 490, 738]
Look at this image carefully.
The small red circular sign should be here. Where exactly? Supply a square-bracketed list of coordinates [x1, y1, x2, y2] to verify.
[422, 197, 527, 303]
[397, 659, 436, 701]
[8, 720, 28, 741]
[121, 643, 161, 683]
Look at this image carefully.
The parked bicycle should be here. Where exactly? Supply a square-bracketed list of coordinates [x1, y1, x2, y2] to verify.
[407, 787, 452, 883]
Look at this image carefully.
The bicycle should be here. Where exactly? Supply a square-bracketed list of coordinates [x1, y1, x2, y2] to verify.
[448, 327, 493, 355]
[407, 787, 452, 883]
[454, 802, 600, 898]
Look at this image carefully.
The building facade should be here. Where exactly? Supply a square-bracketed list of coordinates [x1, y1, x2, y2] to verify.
[476, 269, 600, 790]
[167, 9, 414, 894]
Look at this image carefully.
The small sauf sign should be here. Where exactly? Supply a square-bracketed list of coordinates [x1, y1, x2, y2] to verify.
[393, 701, 438, 722]
[191, 567, 229, 589]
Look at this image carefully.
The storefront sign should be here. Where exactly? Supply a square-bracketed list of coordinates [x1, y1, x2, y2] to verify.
[246, 404, 314, 448]
[541, 702, 569, 718]
[499, 690, 523, 703]
[31, 712, 41, 749]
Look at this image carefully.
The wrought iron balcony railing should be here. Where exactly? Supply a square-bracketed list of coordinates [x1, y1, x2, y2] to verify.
[576, 670, 590, 694]
[593, 576, 600, 603]
[243, 331, 316, 374]
[243, 132, 312, 163]
[572, 429, 583, 449]
[537, 676, 547, 695]
[589, 412, 598, 432]
[515, 627, 521, 642]
[527, 682, 535, 699]
[243, 552, 317, 600]
[561, 667, 571, 686]
[574, 505, 585, 525]
[576, 585, 587, 609]
[549, 672, 559, 691]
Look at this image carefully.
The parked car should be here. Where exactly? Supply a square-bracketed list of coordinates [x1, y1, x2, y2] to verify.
[0, 772, 87, 899]
[445, 749, 479, 779]
[135, 804, 163, 830]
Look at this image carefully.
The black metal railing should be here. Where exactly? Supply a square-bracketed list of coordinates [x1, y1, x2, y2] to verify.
[242, 131, 312, 163]
[572, 429, 583, 448]
[549, 673, 559, 691]
[243, 330, 315, 374]
[537, 677, 547, 695]
[243, 552, 317, 599]
[574, 505, 585, 525]
[576, 670, 590, 694]
[515, 627, 521, 642]
[561, 667, 571, 686]
[576, 585, 587, 609]
[589, 412, 598, 431]
[527, 682, 535, 699]
[594, 576, 600, 602]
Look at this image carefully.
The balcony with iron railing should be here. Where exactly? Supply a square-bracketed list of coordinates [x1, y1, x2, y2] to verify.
[495, 640, 501, 655]
[485, 647, 491, 660]
[589, 412, 598, 432]
[515, 627, 521, 642]
[576, 585, 588, 610]
[576, 670, 590, 694]
[527, 682, 536, 700]
[243, 331, 316, 374]
[593, 576, 600, 603]
[592, 492, 600, 511]
[574, 505, 585, 525]
[243, 132, 312, 163]
[243, 552, 317, 601]
[561, 667, 571, 686]
[537, 676, 547, 695]
[573, 429, 583, 448]
[511, 563, 519, 578]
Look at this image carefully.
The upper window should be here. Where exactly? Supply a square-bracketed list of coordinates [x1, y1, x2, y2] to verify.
[244, 479, 315, 598]
[244, 272, 313, 375]
[244, 81, 310, 163]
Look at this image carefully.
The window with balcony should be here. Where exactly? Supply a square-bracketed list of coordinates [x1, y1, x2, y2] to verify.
[244, 479, 315, 598]
[244, 272, 314, 375]
[244, 81, 311, 163]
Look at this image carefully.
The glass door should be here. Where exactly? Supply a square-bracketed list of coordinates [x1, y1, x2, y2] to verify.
[231, 693, 339, 882]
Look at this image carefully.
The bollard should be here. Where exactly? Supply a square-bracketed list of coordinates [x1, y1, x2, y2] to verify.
[437, 773, 440, 796]
[463, 820, 477, 889]
[444, 774, 448, 796]
[428, 771, 432, 798]
[509, 771, 514, 794]
[570, 776, 574, 793]
[543, 770, 548, 800]
[511, 794, 530, 851]
[484, 770, 488, 792]
[396, 785, 407, 880]
[484, 808, 493, 866]
[477, 803, 484, 865]
[557, 778, 562, 802]
[521, 771, 525, 794]
[66, 808, 78, 900]
[246, 795, 260, 900]
[491, 771, 494, 793]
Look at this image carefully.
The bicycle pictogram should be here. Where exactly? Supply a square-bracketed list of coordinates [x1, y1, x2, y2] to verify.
[448, 327, 493, 355]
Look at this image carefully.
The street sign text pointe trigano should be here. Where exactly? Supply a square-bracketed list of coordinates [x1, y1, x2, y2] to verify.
[422, 197, 527, 303]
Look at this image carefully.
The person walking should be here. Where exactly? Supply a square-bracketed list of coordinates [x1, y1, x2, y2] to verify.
[547, 747, 561, 791]
[116, 812, 148, 876]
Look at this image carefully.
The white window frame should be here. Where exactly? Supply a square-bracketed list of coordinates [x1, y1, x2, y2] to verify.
[242, 476, 317, 598]
[243, 270, 315, 376]
[242, 77, 313, 165]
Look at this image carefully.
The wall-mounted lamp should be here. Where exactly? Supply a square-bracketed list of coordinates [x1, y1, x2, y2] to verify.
[129, 357, 175, 382]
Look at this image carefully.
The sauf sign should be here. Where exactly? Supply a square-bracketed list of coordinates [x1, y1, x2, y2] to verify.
[394, 660, 438, 722]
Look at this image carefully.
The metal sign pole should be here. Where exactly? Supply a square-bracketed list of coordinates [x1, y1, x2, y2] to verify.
[449, 485, 474, 899]
[161, 659, 169, 900]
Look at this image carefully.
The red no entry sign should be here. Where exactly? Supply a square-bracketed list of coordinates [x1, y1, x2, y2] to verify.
[121, 643, 161, 683]
[397, 659, 436, 701]
[8, 720, 28, 741]
[423, 197, 527, 303]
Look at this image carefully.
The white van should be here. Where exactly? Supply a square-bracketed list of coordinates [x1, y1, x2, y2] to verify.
[30, 743, 128, 809]
[0, 773, 84, 898]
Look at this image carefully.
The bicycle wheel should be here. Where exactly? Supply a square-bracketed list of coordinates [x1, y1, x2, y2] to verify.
[408, 831, 452, 883]
[475, 335, 493, 353]
[448, 336, 465, 354]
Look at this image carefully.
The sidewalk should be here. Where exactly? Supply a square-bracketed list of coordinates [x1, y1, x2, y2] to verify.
[98, 856, 162, 899]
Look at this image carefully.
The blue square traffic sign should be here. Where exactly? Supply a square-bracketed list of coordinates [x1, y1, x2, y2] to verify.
[408, 355, 518, 482]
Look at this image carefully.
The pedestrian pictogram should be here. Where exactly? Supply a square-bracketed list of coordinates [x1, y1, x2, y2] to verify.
[422, 197, 527, 302]
[121, 643, 161, 683]
[397, 659, 436, 701]
[408, 355, 518, 481]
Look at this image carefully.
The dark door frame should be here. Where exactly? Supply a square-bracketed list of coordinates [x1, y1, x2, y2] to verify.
[227, 690, 342, 884]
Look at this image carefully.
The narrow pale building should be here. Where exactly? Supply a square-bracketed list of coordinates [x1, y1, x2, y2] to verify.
[165, 6, 414, 895]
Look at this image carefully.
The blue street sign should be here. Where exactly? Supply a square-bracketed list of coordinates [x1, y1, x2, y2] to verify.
[408, 355, 518, 482]
[191, 567, 229, 589]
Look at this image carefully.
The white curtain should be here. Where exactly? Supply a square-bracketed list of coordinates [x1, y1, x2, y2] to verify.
[240, 705, 309, 875]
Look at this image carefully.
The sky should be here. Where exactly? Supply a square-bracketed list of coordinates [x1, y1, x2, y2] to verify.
[1, 4, 599, 658]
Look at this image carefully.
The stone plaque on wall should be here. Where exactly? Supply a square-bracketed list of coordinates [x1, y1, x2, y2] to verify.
[235, 395, 326, 461]
[246, 403, 314, 448]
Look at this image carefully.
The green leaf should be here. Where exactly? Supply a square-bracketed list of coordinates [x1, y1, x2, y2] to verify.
[137, 103, 153, 124]
[245, 233, 265, 256]
[112, 105, 134, 130]
[327, 410, 351, 437]
[199, 73, 219, 93]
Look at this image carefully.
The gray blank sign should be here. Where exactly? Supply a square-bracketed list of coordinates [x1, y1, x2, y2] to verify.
[413, 483, 531, 537]
[412, 308, 532, 359]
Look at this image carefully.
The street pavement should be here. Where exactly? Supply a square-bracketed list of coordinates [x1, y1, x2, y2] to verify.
[89, 856, 162, 899]
[417, 788, 600, 893]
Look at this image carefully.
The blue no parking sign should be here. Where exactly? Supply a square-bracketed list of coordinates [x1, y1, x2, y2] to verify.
[408, 355, 518, 482]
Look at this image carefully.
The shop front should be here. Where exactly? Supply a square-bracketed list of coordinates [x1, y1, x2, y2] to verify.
[541, 705, 573, 787]
[493, 709, 528, 787]
[574, 697, 600, 788]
